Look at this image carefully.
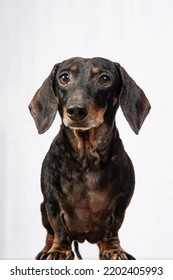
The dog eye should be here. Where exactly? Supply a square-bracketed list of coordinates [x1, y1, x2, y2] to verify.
[98, 75, 112, 87]
[59, 73, 70, 85]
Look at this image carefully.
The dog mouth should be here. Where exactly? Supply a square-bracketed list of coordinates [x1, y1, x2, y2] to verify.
[64, 119, 104, 132]
[63, 116, 104, 131]
[64, 122, 98, 131]
[68, 126, 92, 131]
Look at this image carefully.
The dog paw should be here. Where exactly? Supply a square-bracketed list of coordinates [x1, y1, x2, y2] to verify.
[37, 250, 74, 260]
[100, 249, 135, 260]
[36, 251, 45, 260]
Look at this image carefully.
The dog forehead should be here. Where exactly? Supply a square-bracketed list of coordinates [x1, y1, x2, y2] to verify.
[89, 57, 115, 70]
[58, 57, 116, 73]
[58, 57, 85, 72]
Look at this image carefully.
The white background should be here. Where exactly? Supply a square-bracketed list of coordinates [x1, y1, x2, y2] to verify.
[0, 0, 173, 259]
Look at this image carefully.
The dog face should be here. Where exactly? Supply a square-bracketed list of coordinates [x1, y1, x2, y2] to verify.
[29, 57, 150, 134]
[54, 57, 121, 130]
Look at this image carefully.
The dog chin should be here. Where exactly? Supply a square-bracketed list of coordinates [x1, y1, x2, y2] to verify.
[64, 122, 93, 131]
[65, 122, 103, 131]
[69, 126, 92, 131]
[64, 120, 102, 131]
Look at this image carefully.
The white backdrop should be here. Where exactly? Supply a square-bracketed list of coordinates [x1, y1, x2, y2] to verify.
[0, 0, 173, 259]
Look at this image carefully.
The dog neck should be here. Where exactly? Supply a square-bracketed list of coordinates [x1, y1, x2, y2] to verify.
[61, 122, 119, 169]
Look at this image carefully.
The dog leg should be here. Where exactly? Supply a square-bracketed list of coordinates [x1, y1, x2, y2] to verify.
[98, 203, 135, 260]
[38, 203, 74, 260]
[39, 236, 74, 260]
[98, 234, 135, 260]
[36, 233, 54, 260]
[36, 202, 55, 259]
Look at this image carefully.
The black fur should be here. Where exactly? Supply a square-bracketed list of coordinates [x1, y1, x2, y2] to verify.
[29, 57, 150, 260]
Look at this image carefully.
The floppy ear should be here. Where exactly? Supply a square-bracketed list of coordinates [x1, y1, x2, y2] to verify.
[28, 64, 59, 134]
[117, 64, 151, 134]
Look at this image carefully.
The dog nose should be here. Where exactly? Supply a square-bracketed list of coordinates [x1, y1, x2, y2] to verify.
[67, 105, 88, 121]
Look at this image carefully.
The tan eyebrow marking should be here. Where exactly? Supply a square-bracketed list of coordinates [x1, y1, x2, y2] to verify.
[70, 65, 77, 72]
[92, 67, 100, 74]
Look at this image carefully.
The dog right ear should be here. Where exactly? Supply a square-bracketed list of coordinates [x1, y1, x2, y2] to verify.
[28, 64, 59, 134]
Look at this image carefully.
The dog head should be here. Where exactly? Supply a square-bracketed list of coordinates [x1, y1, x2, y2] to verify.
[29, 57, 150, 134]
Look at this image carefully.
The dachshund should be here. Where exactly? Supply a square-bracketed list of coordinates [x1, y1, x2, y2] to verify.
[29, 57, 151, 260]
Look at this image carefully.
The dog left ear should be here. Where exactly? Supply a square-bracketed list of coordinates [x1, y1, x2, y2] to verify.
[116, 64, 151, 134]
[29, 64, 59, 134]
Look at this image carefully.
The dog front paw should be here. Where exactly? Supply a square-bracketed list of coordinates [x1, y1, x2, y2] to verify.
[100, 249, 135, 260]
[38, 250, 74, 260]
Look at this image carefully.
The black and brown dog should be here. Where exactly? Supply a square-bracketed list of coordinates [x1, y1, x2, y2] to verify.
[29, 57, 151, 260]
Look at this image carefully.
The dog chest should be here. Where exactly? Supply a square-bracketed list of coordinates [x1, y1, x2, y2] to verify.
[59, 168, 116, 241]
